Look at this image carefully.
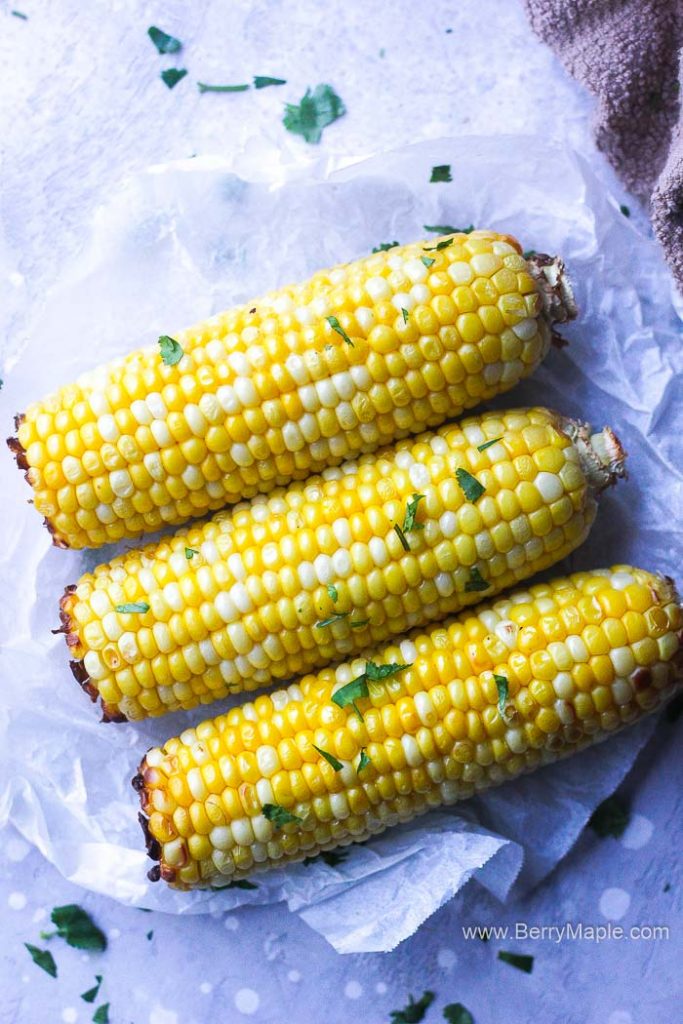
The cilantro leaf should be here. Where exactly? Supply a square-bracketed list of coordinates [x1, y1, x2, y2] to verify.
[160, 68, 187, 89]
[365, 660, 411, 681]
[312, 744, 343, 771]
[93, 1005, 110, 1024]
[81, 976, 103, 1003]
[420, 255, 436, 268]
[465, 567, 490, 593]
[443, 1004, 474, 1024]
[283, 84, 346, 143]
[253, 76, 287, 89]
[198, 82, 250, 93]
[185, 547, 198, 559]
[424, 224, 473, 234]
[620, 204, 631, 218]
[494, 674, 509, 717]
[402, 493, 425, 533]
[326, 584, 339, 603]
[477, 437, 502, 452]
[424, 238, 454, 252]
[401, 307, 409, 324]
[263, 803, 302, 828]
[24, 944, 57, 978]
[393, 523, 410, 550]
[226, 879, 258, 889]
[147, 26, 182, 54]
[357, 748, 371, 773]
[372, 241, 399, 253]
[430, 164, 452, 183]
[316, 612, 349, 629]
[498, 950, 534, 973]
[350, 618, 370, 628]
[50, 905, 107, 951]
[326, 315, 354, 346]
[158, 335, 184, 365]
[331, 676, 369, 719]
[115, 602, 150, 614]
[390, 990, 436, 1023]
[11, 9, 28, 18]
[456, 467, 485, 502]
[588, 795, 630, 839]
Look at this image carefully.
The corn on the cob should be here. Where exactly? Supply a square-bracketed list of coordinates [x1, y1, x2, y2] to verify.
[61, 407, 624, 722]
[135, 565, 683, 888]
[8, 232, 576, 550]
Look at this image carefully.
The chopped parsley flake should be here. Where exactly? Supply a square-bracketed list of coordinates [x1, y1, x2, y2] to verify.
[312, 744, 343, 771]
[620, 204, 631, 218]
[93, 1004, 110, 1024]
[390, 990, 435, 1023]
[477, 437, 502, 452]
[498, 950, 534, 973]
[24, 944, 57, 978]
[588, 795, 630, 839]
[494, 673, 509, 717]
[430, 165, 452, 183]
[253, 76, 287, 89]
[49, 905, 107, 951]
[115, 602, 150, 614]
[262, 803, 302, 828]
[465, 567, 490, 593]
[372, 241, 400, 253]
[146, 930, 154, 940]
[81, 976, 103, 1003]
[147, 26, 182, 54]
[326, 315, 354, 346]
[393, 522, 410, 551]
[424, 238, 454, 252]
[283, 83, 346, 144]
[365, 660, 411, 681]
[443, 1004, 474, 1024]
[420, 255, 436, 268]
[403, 493, 425, 533]
[226, 879, 258, 889]
[357, 748, 371, 773]
[326, 584, 339, 602]
[401, 307, 410, 324]
[350, 618, 370, 628]
[158, 335, 184, 365]
[185, 547, 199, 559]
[424, 224, 473, 234]
[11, 9, 28, 18]
[316, 612, 349, 629]
[160, 68, 187, 89]
[456, 467, 485, 502]
[331, 676, 369, 719]
[197, 82, 250, 93]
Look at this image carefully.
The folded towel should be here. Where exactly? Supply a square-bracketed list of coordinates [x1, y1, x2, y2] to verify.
[525, 0, 683, 289]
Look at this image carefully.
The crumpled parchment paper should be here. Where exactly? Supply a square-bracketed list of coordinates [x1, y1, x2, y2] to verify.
[1, 136, 681, 954]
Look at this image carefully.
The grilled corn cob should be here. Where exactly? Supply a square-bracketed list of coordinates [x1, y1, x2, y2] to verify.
[135, 565, 683, 888]
[9, 232, 576, 550]
[61, 407, 624, 722]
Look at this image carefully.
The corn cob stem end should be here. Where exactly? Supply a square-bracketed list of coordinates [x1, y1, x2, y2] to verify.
[563, 418, 627, 494]
[527, 254, 577, 347]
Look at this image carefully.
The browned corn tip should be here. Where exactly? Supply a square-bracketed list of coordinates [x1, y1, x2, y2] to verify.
[7, 426, 70, 548]
[60, 586, 129, 721]
[135, 762, 173, 884]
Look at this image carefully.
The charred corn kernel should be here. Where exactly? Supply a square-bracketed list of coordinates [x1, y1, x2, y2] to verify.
[136, 566, 683, 887]
[63, 407, 625, 722]
[11, 239, 576, 550]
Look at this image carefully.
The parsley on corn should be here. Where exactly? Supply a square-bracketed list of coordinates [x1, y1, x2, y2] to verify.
[60, 407, 624, 722]
[9, 232, 575, 549]
[135, 566, 683, 888]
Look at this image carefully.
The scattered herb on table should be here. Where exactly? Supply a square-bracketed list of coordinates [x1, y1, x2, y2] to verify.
[620, 204, 631, 218]
[93, 1004, 110, 1024]
[46, 905, 107, 951]
[312, 744, 343, 771]
[254, 76, 286, 88]
[588, 794, 630, 839]
[456, 467, 485, 502]
[146, 930, 154, 940]
[81, 976, 103, 1003]
[263, 803, 302, 828]
[198, 82, 250, 93]
[11, 9, 28, 19]
[326, 315, 354, 346]
[430, 165, 452, 183]
[115, 602, 150, 614]
[160, 68, 187, 89]
[158, 335, 184, 365]
[498, 950, 534, 973]
[283, 84, 346, 143]
[372, 241, 399, 253]
[24, 944, 57, 978]
[402, 493, 425, 534]
[148, 26, 182, 54]
[465, 567, 490, 593]
[390, 990, 436, 1023]
[477, 437, 502, 452]
[443, 1004, 474, 1024]
[663, 882, 671, 893]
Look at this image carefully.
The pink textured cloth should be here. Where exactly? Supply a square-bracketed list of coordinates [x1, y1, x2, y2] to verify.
[524, 0, 683, 288]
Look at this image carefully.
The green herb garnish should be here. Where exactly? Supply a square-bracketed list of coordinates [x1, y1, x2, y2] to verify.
[424, 224, 473, 234]
[316, 612, 349, 629]
[283, 83, 345, 143]
[494, 674, 509, 717]
[401, 307, 409, 324]
[326, 584, 339, 602]
[456, 467, 485, 502]
[160, 68, 187, 89]
[147, 26, 182, 53]
[93, 1005, 110, 1024]
[420, 255, 436, 268]
[158, 335, 184, 365]
[443, 1004, 474, 1024]
[326, 315, 354, 346]
[424, 238, 454, 252]
[620, 204, 631, 217]
[11, 9, 28, 18]
[523, 249, 537, 259]
[197, 82, 249, 93]
[115, 602, 150, 614]
[48, 905, 107, 951]
[331, 676, 369, 719]
[263, 803, 302, 828]
[81, 976, 103, 1003]
[430, 165, 452, 183]
[350, 618, 370, 628]
[372, 241, 399, 253]
[465, 567, 490, 593]
[390, 990, 436, 1023]
[393, 523, 410, 551]
[24, 944, 57, 978]
[254, 76, 287, 88]
[498, 950, 534, 973]
[357, 748, 371, 773]
[146, 930, 153, 940]
[588, 795, 630, 839]
[312, 744, 343, 771]
[185, 547, 199, 559]
[403, 493, 425, 534]
[477, 437, 502, 452]
[226, 879, 258, 890]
